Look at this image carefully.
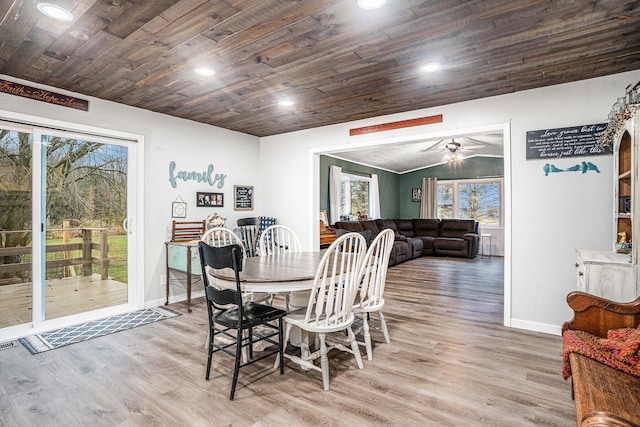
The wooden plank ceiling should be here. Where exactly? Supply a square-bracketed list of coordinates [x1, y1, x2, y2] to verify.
[0, 0, 639, 137]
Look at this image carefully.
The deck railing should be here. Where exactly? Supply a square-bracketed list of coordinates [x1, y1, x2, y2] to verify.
[0, 227, 109, 285]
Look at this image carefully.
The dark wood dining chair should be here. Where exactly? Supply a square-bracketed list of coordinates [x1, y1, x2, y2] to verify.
[198, 241, 286, 400]
[237, 217, 259, 257]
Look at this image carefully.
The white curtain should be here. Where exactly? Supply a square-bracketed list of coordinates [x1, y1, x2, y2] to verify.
[420, 177, 438, 218]
[329, 165, 342, 224]
[369, 174, 381, 219]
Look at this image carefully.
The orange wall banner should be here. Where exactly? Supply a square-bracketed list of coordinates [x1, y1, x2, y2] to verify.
[349, 114, 443, 136]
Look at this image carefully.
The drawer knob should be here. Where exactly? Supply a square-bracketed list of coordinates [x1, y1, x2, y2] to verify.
[575, 263, 579, 268]
[578, 271, 584, 277]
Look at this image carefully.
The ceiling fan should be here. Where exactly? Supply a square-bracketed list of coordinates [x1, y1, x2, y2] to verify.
[421, 138, 485, 162]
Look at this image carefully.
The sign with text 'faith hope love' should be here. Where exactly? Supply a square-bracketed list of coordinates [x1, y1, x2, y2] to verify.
[526, 123, 611, 160]
[169, 161, 226, 189]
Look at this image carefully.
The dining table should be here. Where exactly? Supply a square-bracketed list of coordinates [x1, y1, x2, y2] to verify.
[209, 250, 325, 354]
[209, 250, 323, 309]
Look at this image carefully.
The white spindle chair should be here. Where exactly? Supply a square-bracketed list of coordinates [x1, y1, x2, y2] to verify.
[352, 228, 395, 360]
[280, 232, 366, 390]
[257, 225, 302, 256]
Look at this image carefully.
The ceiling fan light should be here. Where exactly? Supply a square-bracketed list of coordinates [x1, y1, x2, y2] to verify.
[357, 0, 387, 10]
[37, 3, 73, 21]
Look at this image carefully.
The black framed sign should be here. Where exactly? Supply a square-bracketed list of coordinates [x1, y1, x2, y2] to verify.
[411, 188, 422, 202]
[526, 123, 610, 160]
[234, 185, 253, 210]
[196, 192, 223, 207]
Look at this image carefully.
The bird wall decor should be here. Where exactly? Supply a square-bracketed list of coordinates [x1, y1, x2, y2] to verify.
[543, 161, 600, 176]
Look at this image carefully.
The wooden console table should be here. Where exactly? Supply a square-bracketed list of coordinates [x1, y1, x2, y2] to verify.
[165, 240, 202, 312]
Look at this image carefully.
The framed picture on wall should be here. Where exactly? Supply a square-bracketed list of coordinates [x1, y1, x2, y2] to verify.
[320, 210, 328, 227]
[172, 201, 187, 218]
[234, 185, 254, 210]
[196, 192, 224, 207]
[412, 188, 422, 202]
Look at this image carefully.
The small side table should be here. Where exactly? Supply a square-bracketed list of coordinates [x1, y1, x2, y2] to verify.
[165, 241, 202, 312]
[481, 234, 492, 259]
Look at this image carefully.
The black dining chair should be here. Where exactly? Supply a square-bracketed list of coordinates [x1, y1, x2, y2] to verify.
[236, 217, 259, 257]
[198, 241, 286, 400]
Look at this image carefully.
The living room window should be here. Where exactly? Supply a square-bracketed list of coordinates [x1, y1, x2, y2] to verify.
[340, 173, 370, 219]
[437, 178, 503, 226]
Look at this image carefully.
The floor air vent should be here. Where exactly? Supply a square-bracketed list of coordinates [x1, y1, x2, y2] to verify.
[0, 341, 17, 351]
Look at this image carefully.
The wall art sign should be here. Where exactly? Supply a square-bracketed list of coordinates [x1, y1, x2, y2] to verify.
[234, 185, 253, 211]
[197, 192, 224, 207]
[169, 161, 226, 189]
[349, 114, 443, 136]
[411, 188, 422, 202]
[0, 79, 89, 111]
[526, 123, 611, 160]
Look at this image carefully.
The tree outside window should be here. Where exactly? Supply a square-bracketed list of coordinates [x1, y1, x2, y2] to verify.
[340, 174, 370, 219]
[437, 179, 502, 225]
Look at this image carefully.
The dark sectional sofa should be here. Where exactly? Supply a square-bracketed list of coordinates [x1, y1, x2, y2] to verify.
[333, 218, 480, 266]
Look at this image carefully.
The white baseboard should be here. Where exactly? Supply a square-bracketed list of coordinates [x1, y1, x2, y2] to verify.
[145, 289, 205, 309]
[509, 318, 562, 336]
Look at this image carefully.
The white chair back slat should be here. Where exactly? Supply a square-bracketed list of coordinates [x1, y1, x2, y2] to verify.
[258, 225, 302, 256]
[305, 232, 366, 329]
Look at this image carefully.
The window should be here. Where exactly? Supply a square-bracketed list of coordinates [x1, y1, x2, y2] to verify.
[437, 178, 503, 226]
[340, 173, 370, 220]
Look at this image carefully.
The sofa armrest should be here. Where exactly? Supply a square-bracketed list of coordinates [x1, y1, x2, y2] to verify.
[463, 232, 480, 258]
[561, 291, 640, 338]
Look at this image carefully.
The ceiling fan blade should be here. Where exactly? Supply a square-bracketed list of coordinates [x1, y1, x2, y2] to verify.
[420, 139, 446, 152]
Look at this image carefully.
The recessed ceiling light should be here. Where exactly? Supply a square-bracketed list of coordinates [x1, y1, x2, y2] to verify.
[420, 63, 441, 73]
[37, 3, 73, 21]
[357, 0, 387, 10]
[194, 67, 215, 77]
[279, 100, 294, 107]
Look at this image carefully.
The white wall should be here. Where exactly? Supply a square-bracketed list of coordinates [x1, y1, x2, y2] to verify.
[0, 74, 260, 309]
[260, 70, 640, 335]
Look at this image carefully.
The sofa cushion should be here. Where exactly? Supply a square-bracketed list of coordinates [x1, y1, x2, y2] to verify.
[333, 221, 364, 232]
[335, 228, 372, 247]
[415, 236, 435, 255]
[394, 219, 415, 237]
[433, 237, 469, 257]
[413, 219, 440, 237]
[439, 219, 477, 238]
[376, 219, 403, 239]
[358, 220, 381, 238]
[407, 237, 423, 258]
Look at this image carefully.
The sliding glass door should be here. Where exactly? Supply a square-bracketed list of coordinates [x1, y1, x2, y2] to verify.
[0, 122, 136, 332]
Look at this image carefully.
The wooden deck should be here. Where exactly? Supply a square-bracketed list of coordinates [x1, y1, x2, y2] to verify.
[0, 255, 577, 425]
[0, 275, 127, 328]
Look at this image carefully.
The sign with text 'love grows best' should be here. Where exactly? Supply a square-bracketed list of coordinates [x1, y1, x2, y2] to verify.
[169, 161, 226, 189]
[526, 123, 611, 160]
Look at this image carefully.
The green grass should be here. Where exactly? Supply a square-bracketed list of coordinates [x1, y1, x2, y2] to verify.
[45, 234, 128, 283]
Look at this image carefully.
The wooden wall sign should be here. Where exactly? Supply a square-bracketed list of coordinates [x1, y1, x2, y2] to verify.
[350, 114, 443, 136]
[526, 123, 611, 160]
[0, 79, 89, 111]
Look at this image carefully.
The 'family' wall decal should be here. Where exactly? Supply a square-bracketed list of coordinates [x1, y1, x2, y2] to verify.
[543, 161, 600, 176]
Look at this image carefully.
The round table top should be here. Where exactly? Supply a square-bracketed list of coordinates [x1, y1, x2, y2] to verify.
[210, 251, 323, 292]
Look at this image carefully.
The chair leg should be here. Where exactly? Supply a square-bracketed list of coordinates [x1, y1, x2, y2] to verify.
[362, 314, 373, 361]
[230, 328, 243, 400]
[278, 318, 284, 375]
[318, 333, 330, 391]
[378, 311, 390, 344]
[206, 326, 214, 380]
[275, 322, 293, 369]
[347, 327, 364, 369]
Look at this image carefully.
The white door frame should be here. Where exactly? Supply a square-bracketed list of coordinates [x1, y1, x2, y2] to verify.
[0, 110, 145, 342]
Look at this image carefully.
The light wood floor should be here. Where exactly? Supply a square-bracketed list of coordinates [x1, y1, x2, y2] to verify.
[0, 256, 576, 426]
